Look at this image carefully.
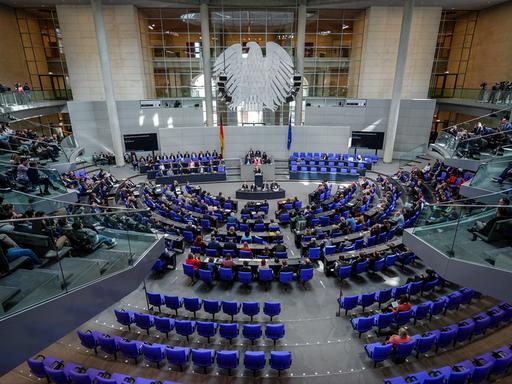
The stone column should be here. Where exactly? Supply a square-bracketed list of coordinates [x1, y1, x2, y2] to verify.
[383, 0, 414, 163]
[200, 2, 214, 128]
[91, 0, 124, 165]
[294, 2, 306, 126]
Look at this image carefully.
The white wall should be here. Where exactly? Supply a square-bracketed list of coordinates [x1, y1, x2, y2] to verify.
[57, 5, 147, 101]
[68, 99, 434, 159]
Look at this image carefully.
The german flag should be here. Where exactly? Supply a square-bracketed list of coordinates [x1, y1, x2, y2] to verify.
[219, 116, 224, 157]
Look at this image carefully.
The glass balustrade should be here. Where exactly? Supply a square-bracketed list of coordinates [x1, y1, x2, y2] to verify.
[470, 157, 512, 191]
[0, 209, 158, 319]
[0, 90, 72, 109]
[429, 87, 512, 105]
[3, 133, 78, 164]
[398, 144, 428, 167]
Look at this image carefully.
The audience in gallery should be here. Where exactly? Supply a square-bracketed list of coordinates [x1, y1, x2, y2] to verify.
[92, 152, 116, 166]
[0, 124, 61, 161]
[478, 80, 512, 104]
[492, 161, 512, 185]
[244, 148, 272, 165]
[467, 197, 512, 241]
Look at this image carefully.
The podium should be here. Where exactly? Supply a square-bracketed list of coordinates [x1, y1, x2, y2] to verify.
[255, 174, 263, 189]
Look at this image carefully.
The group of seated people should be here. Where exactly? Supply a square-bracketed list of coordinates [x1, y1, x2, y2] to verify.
[92, 152, 116, 166]
[240, 180, 280, 192]
[467, 197, 512, 242]
[131, 150, 222, 171]
[0, 125, 61, 161]
[492, 160, 512, 185]
[244, 149, 271, 165]
[5, 156, 57, 195]
[62, 169, 119, 199]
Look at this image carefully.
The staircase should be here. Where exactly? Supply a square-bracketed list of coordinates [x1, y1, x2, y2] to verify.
[225, 158, 241, 182]
[275, 158, 290, 181]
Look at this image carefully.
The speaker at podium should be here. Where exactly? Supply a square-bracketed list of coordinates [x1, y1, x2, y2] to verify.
[254, 166, 263, 188]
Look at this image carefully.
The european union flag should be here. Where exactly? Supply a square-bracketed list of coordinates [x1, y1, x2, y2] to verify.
[287, 117, 292, 150]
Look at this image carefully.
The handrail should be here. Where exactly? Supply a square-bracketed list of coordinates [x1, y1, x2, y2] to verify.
[0, 159, 62, 173]
[439, 105, 512, 132]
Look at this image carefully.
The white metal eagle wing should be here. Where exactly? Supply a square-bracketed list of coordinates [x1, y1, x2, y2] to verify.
[213, 41, 295, 111]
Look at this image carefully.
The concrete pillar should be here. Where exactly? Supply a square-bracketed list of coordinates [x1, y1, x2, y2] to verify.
[200, 2, 214, 128]
[91, 0, 124, 166]
[294, 3, 306, 126]
[383, 0, 414, 163]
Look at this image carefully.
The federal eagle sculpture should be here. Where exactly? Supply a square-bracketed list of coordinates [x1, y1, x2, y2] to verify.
[213, 41, 295, 111]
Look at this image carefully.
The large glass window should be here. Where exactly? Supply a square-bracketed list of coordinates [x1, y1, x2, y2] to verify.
[15, 8, 71, 100]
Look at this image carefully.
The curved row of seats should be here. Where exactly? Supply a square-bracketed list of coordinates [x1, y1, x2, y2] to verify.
[143, 294, 281, 320]
[113, 311, 285, 345]
[334, 253, 415, 281]
[186, 265, 314, 289]
[364, 303, 512, 366]
[337, 278, 445, 315]
[384, 343, 512, 384]
[349, 288, 478, 336]
[27, 355, 180, 384]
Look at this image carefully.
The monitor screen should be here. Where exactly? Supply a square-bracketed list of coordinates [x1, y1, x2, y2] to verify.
[123, 133, 159, 151]
[350, 131, 385, 150]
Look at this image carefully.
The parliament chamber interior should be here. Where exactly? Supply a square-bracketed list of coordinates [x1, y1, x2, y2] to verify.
[1, 0, 512, 383]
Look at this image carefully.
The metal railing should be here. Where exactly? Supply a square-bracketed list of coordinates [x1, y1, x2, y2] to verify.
[0, 89, 72, 108]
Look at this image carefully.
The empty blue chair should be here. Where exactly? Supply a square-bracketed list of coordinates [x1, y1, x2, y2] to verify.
[259, 268, 274, 289]
[488, 306, 505, 329]
[279, 271, 294, 291]
[183, 297, 202, 318]
[324, 245, 337, 255]
[351, 316, 374, 338]
[77, 330, 99, 355]
[198, 269, 214, 287]
[456, 355, 494, 384]
[146, 292, 164, 313]
[367, 235, 376, 247]
[98, 334, 119, 359]
[243, 324, 262, 345]
[219, 267, 234, 285]
[279, 213, 290, 224]
[270, 351, 292, 376]
[154, 316, 174, 338]
[264, 301, 281, 321]
[407, 281, 423, 298]
[358, 292, 375, 313]
[432, 324, 458, 352]
[488, 347, 512, 377]
[217, 350, 239, 375]
[219, 323, 239, 343]
[354, 239, 364, 250]
[205, 248, 218, 257]
[385, 254, 398, 267]
[412, 301, 433, 324]
[242, 302, 260, 322]
[196, 321, 218, 343]
[299, 268, 314, 288]
[459, 287, 475, 305]
[364, 343, 393, 367]
[275, 251, 288, 259]
[308, 247, 321, 261]
[443, 368, 471, 384]
[134, 313, 154, 335]
[394, 340, 416, 362]
[244, 351, 266, 375]
[142, 343, 165, 368]
[455, 319, 475, 345]
[223, 300, 241, 321]
[415, 333, 437, 358]
[266, 323, 285, 346]
[355, 259, 368, 275]
[118, 339, 142, 363]
[392, 285, 408, 299]
[45, 363, 82, 384]
[114, 309, 134, 330]
[373, 312, 394, 336]
[471, 313, 491, 339]
[183, 263, 196, 283]
[192, 348, 215, 373]
[372, 258, 385, 273]
[239, 271, 253, 288]
[175, 320, 196, 341]
[430, 297, 447, 321]
[394, 309, 413, 327]
[338, 295, 358, 316]
[444, 292, 462, 314]
[27, 355, 63, 380]
[375, 289, 392, 309]
[203, 299, 221, 320]
[164, 295, 183, 316]
[68, 367, 104, 384]
[338, 265, 352, 282]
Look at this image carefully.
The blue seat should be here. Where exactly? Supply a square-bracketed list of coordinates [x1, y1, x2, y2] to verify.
[183, 263, 196, 283]
[242, 302, 260, 322]
[142, 343, 165, 368]
[375, 288, 392, 309]
[471, 312, 491, 339]
[45, 363, 82, 384]
[243, 324, 262, 345]
[217, 350, 239, 375]
[164, 295, 183, 316]
[358, 292, 375, 312]
[134, 313, 154, 335]
[222, 300, 241, 321]
[394, 340, 416, 362]
[355, 259, 368, 275]
[324, 245, 337, 255]
[308, 247, 321, 261]
[192, 348, 215, 373]
[118, 339, 142, 363]
[392, 285, 408, 300]
[338, 265, 352, 282]
[456, 355, 494, 384]
[68, 367, 104, 384]
[354, 239, 364, 250]
[338, 295, 358, 316]
[114, 309, 134, 330]
[351, 316, 374, 338]
[198, 269, 214, 287]
[455, 319, 475, 345]
[146, 292, 164, 312]
[488, 306, 505, 329]
[408, 281, 424, 298]
[432, 324, 458, 352]
[183, 297, 202, 318]
[430, 297, 447, 321]
[239, 271, 253, 287]
[412, 301, 433, 324]
[270, 351, 292, 376]
[373, 312, 394, 335]
[203, 299, 221, 320]
[279, 213, 290, 224]
[444, 292, 463, 314]
[77, 330, 99, 355]
[414, 333, 437, 358]
[385, 254, 398, 267]
[200, 219, 211, 231]
[372, 258, 385, 273]
[196, 321, 218, 343]
[364, 342, 393, 367]
[259, 268, 274, 289]
[263, 301, 281, 321]
[205, 248, 218, 257]
[244, 351, 266, 375]
[394, 309, 413, 327]
[299, 268, 314, 288]
[175, 320, 196, 341]
[219, 323, 239, 343]
[98, 334, 119, 359]
[279, 271, 294, 291]
[266, 323, 285, 346]
[154, 316, 174, 338]
[219, 267, 234, 285]
[275, 251, 288, 259]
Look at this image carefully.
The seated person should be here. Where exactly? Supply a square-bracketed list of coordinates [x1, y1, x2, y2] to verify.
[0, 233, 42, 266]
[193, 235, 207, 250]
[387, 328, 411, 348]
[492, 161, 512, 185]
[258, 258, 269, 270]
[239, 259, 253, 274]
[299, 257, 314, 270]
[270, 180, 280, 191]
[241, 182, 249, 191]
[279, 260, 293, 273]
[185, 252, 201, 270]
[222, 254, 236, 269]
[240, 230, 253, 244]
[71, 221, 117, 249]
[385, 295, 412, 314]
[260, 246, 271, 258]
[240, 241, 253, 257]
[27, 161, 56, 195]
[468, 197, 511, 241]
